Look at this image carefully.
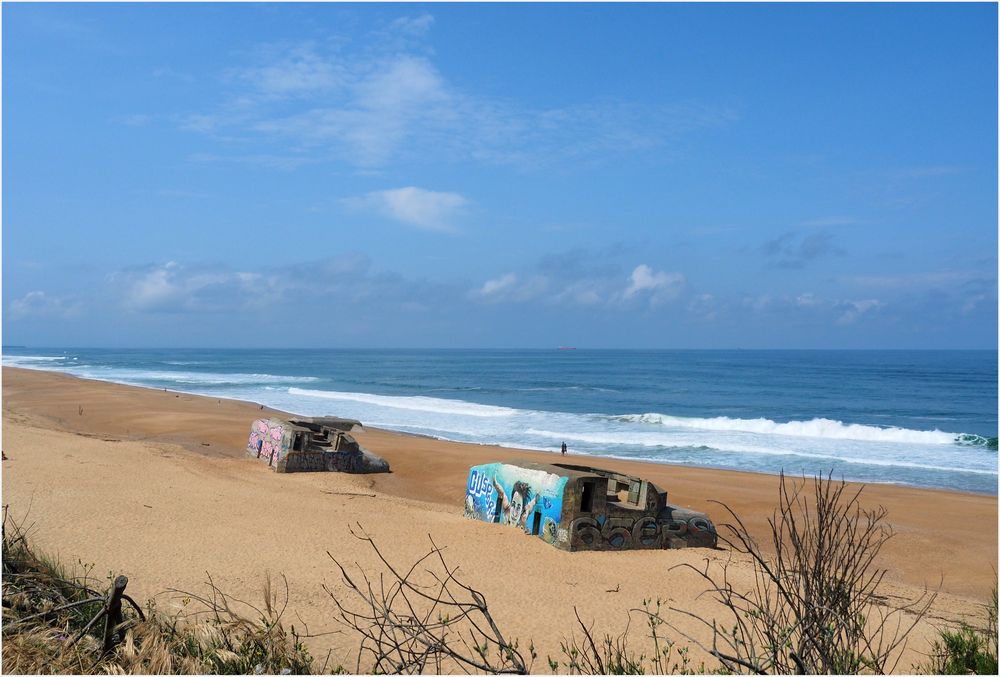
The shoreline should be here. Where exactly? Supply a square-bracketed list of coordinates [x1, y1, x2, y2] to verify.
[3, 365, 997, 671]
[4, 365, 995, 499]
[4, 365, 997, 589]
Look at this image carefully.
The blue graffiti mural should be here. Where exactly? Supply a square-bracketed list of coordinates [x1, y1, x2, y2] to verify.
[465, 463, 568, 544]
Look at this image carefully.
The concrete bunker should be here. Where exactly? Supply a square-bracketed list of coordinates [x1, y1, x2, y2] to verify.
[464, 461, 716, 551]
[247, 416, 389, 474]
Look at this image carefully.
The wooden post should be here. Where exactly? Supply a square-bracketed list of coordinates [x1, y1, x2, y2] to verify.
[102, 575, 128, 654]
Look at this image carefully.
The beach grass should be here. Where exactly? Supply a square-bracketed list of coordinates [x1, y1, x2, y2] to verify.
[1, 508, 318, 675]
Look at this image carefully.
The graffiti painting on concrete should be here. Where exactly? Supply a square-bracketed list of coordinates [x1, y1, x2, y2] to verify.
[248, 418, 286, 467]
[246, 416, 389, 474]
[465, 463, 568, 544]
[464, 461, 718, 551]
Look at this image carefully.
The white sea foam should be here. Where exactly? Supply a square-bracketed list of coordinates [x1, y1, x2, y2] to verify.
[6, 353, 994, 491]
[288, 387, 517, 417]
[523, 428, 997, 476]
[611, 413, 958, 445]
[3, 355, 68, 365]
[5, 358, 319, 387]
[72, 367, 319, 386]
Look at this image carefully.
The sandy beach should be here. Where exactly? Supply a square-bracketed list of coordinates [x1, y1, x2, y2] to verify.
[3, 366, 996, 672]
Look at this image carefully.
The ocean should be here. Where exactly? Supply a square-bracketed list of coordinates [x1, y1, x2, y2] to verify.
[3, 348, 997, 494]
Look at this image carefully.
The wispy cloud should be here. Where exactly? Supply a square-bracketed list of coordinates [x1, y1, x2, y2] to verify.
[188, 151, 317, 171]
[888, 165, 964, 180]
[9, 291, 82, 319]
[835, 299, 883, 325]
[239, 53, 453, 167]
[844, 270, 991, 291]
[230, 41, 346, 100]
[622, 264, 685, 305]
[799, 216, 859, 228]
[738, 291, 885, 326]
[469, 272, 549, 303]
[346, 186, 468, 232]
[475, 273, 518, 298]
[762, 231, 843, 268]
[105, 253, 456, 317]
[179, 15, 736, 170]
[468, 260, 685, 309]
[115, 114, 152, 127]
[844, 269, 997, 318]
[112, 261, 270, 313]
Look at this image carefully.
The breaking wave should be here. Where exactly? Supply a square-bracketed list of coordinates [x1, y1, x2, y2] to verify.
[288, 387, 518, 418]
[6, 348, 995, 493]
[957, 434, 999, 451]
[69, 368, 319, 386]
[607, 413, 960, 445]
[524, 428, 997, 476]
[3, 355, 70, 366]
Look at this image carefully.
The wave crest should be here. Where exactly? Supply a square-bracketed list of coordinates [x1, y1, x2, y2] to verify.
[608, 413, 960, 445]
[288, 387, 517, 418]
[957, 434, 999, 451]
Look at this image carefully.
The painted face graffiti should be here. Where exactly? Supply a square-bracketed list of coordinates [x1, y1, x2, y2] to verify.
[494, 478, 538, 529]
[510, 491, 524, 524]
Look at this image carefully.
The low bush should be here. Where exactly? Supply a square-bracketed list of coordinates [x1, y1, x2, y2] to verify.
[921, 586, 997, 675]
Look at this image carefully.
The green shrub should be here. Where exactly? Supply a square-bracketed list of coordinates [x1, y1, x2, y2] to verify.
[922, 586, 998, 675]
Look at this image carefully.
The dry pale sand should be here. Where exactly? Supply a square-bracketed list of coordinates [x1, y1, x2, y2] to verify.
[2, 366, 997, 673]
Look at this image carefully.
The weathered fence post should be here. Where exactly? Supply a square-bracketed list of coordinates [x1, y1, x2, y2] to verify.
[102, 575, 128, 654]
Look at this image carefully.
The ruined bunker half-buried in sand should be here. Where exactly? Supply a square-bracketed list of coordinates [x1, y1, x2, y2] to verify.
[464, 461, 717, 551]
[247, 416, 390, 473]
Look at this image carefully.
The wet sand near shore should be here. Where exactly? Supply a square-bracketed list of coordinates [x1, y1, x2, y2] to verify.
[3, 366, 996, 671]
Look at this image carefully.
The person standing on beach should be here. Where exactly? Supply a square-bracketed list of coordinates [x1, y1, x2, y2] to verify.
[561, 441, 567, 455]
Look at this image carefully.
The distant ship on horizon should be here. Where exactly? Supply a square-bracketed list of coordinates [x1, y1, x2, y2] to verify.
[557, 346, 577, 351]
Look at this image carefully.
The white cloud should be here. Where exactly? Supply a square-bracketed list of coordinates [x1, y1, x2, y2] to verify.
[837, 299, 883, 325]
[469, 260, 689, 309]
[244, 54, 454, 167]
[8, 291, 81, 319]
[182, 21, 736, 170]
[106, 253, 449, 317]
[470, 273, 549, 303]
[389, 13, 435, 37]
[623, 264, 685, 305]
[126, 261, 179, 310]
[742, 294, 773, 311]
[113, 261, 269, 313]
[550, 280, 605, 306]
[479, 273, 518, 296]
[233, 42, 344, 99]
[687, 293, 719, 321]
[349, 186, 468, 232]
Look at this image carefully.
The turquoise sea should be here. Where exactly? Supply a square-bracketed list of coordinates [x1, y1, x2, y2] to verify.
[3, 348, 997, 494]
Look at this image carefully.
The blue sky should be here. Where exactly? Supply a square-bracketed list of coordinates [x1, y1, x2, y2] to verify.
[3, 2, 996, 349]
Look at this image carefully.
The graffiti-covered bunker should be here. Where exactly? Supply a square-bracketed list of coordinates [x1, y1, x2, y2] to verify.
[247, 416, 390, 474]
[464, 461, 717, 551]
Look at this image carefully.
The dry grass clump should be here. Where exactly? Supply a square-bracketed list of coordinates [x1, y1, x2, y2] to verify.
[327, 524, 534, 674]
[666, 472, 936, 674]
[2, 507, 317, 674]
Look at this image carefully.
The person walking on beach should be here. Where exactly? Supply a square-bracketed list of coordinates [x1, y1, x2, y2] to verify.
[561, 441, 567, 455]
